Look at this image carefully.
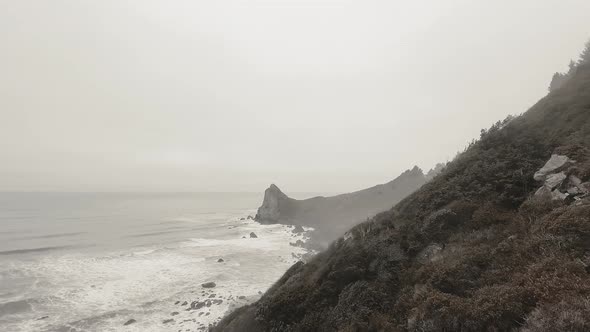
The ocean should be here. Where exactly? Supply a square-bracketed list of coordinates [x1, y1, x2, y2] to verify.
[0, 192, 311, 332]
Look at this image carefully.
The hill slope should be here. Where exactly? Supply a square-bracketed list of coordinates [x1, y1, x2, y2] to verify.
[214, 63, 590, 331]
[255, 166, 440, 247]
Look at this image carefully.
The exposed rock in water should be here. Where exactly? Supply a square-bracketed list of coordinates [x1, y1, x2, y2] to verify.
[171, 312, 179, 316]
[247, 215, 254, 220]
[189, 301, 207, 310]
[201, 282, 216, 288]
[217, 258, 224, 263]
[123, 319, 136, 326]
[254, 165, 441, 246]
[249, 232, 258, 238]
[291, 225, 305, 233]
[162, 319, 174, 324]
[289, 239, 305, 247]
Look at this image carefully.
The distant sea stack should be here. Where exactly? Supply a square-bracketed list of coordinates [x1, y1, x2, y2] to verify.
[255, 165, 443, 246]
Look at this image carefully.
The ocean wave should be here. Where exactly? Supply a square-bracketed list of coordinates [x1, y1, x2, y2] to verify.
[15, 232, 87, 240]
[0, 246, 74, 256]
[126, 229, 186, 238]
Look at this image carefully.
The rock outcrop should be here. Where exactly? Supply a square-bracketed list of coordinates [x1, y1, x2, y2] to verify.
[533, 154, 589, 203]
[255, 166, 442, 246]
[533, 154, 571, 181]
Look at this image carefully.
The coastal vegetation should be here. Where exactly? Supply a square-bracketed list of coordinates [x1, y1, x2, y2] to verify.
[214, 41, 590, 332]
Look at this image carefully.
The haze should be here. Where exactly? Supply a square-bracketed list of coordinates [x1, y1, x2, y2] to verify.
[1, 0, 589, 193]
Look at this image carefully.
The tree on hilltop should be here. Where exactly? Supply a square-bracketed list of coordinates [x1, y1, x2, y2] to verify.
[579, 39, 590, 64]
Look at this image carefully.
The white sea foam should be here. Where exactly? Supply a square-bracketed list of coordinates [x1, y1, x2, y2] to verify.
[1, 210, 312, 332]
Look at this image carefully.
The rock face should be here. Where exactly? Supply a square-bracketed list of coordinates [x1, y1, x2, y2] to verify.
[255, 184, 290, 223]
[255, 166, 440, 246]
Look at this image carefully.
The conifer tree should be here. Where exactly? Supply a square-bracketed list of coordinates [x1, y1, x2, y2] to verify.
[579, 39, 590, 64]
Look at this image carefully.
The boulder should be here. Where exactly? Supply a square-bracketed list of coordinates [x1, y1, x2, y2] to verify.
[567, 187, 582, 195]
[217, 258, 224, 263]
[124, 319, 136, 326]
[551, 189, 568, 201]
[190, 301, 207, 310]
[292, 225, 305, 234]
[249, 232, 258, 238]
[201, 282, 216, 288]
[569, 175, 583, 187]
[545, 172, 567, 189]
[533, 154, 570, 181]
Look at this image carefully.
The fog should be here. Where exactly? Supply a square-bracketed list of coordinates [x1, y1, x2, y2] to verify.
[1, 0, 589, 193]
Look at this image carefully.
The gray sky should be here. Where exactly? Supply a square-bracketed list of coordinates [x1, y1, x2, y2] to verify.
[1, 0, 589, 193]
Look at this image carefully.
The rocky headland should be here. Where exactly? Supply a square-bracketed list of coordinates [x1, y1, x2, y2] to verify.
[255, 165, 443, 247]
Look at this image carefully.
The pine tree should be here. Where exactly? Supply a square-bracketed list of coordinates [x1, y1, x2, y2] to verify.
[568, 59, 577, 73]
[579, 39, 590, 64]
[548, 72, 565, 92]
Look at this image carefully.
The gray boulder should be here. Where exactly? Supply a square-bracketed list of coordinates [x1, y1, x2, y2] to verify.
[545, 172, 567, 189]
[551, 189, 568, 201]
[533, 154, 570, 181]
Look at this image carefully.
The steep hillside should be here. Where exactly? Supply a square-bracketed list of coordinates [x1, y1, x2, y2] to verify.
[214, 62, 590, 331]
[255, 166, 439, 247]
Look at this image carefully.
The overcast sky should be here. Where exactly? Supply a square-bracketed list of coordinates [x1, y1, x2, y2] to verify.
[1, 0, 589, 193]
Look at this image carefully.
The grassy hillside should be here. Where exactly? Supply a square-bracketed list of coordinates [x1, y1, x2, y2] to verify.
[214, 62, 590, 332]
